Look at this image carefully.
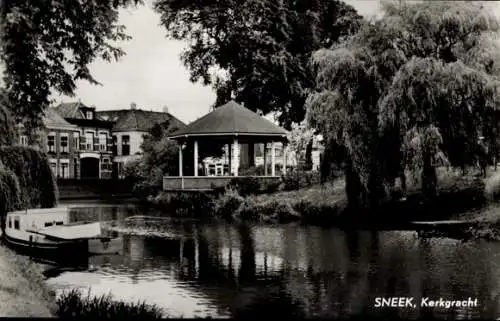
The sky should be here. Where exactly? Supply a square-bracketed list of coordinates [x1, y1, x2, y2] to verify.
[52, 0, 383, 124]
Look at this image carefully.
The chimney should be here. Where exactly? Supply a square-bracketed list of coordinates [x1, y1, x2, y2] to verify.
[130, 102, 137, 110]
[162, 105, 169, 114]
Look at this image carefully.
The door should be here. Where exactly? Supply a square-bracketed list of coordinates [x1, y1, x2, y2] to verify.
[80, 157, 99, 179]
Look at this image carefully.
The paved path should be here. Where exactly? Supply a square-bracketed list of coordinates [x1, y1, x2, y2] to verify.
[0, 245, 53, 317]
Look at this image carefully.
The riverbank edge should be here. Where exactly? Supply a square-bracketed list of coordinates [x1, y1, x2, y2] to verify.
[0, 242, 55, 317]
[143, 173, 490, 229]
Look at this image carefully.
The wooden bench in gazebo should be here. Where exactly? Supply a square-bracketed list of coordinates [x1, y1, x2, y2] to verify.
[164, 100, 288, 191]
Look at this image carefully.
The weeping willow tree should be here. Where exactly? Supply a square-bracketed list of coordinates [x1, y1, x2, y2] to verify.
[0, 145, 58, 232]
[0, 146, 58, 209]
[307, 1, 500, 210]
[0, 162, 21, 227]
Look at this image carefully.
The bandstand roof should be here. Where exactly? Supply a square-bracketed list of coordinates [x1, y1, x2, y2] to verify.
[168, 100, 288, 141]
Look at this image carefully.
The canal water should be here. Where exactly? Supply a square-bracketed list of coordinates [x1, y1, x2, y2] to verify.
[44, 202, 500, 319]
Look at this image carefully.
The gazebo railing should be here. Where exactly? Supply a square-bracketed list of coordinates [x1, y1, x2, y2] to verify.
[163, 175, 281, 191]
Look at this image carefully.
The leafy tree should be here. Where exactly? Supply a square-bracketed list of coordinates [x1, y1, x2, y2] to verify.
[0, 0, 142, 137]
[307, 1, 500, 209]
[153, 0, 363, 129]
[141, 127, 180, 177]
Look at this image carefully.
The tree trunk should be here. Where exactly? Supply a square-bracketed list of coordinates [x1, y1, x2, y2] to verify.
[422, 153, 438, 200]
[304, 139, 313, 171]
[0, 212, 5, 235]
[366, 158, 390, 208]
[345, 159, 366, 210]
[400, 170, 407, 196]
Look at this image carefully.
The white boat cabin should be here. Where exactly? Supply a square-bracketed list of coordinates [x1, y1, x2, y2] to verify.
[6, 207, 70, 233]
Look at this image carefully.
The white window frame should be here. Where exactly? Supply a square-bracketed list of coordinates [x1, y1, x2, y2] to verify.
[85, 132, 94, 151]
[47, 132, 56, 153]
[60, 133, 69, 153]
[121, 135, 130, 156]
[99, 133, 107, 151]
[59, 159, 70, 179]
[73, 132, 80, 150]
[19, 135, 28, 146]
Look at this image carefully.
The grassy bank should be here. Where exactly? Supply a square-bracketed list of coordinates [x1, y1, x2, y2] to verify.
[215, 171, 486, 226]
[0, 244, 55, 317]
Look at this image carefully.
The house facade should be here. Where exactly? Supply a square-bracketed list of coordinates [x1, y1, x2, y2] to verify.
[17, 109, 82, 179]
[96, 103, 186, 179]
[51, 102, 114, 179]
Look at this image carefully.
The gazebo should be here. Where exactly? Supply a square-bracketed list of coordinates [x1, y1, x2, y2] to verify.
[164, 100, 289, 191]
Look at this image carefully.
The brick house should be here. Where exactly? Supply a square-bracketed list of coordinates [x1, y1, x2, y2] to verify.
[51, 102, 114, 179]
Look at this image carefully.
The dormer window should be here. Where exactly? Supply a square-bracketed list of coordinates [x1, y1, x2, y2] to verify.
[86, 111, 93, 119]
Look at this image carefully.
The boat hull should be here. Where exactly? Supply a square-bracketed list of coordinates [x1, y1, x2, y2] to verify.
[2, 233, 90, 264]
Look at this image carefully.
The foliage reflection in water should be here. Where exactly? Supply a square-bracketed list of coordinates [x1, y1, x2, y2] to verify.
[43, 203, 500, 319]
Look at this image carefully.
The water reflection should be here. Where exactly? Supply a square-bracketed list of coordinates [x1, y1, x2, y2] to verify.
[44, 204, 500, 318]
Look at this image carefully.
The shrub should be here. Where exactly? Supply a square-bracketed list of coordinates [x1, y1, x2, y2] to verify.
[281, 171, 321, 191]
[234, 197, 300, 223]
[273, 200, 300, 222]
[214, 189, 244, 219]
[55, 289, 163, 319]
[149, 191, 214, 217]
[133, 167, 164, 196]
[239, 166, 265, 176]
[234, 197, 261, 221]
[123, 159, 143, 184]
[261, 180, 282, 194]
[228, 176, 261, 196]
[228, 176, 282, 196]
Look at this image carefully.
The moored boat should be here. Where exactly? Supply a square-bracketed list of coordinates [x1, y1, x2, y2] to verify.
[3, 207, 122, 260]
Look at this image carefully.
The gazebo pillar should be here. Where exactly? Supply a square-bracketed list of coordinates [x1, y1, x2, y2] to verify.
[263, 143, 268, 176]
[194, 140, 199, 177]
[282, 142, 287, 174]
[227, 143, 232, 176]
[233, 138, 239, 176]
[271, 141, 276, 176]
[178, 144, 183, 176]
